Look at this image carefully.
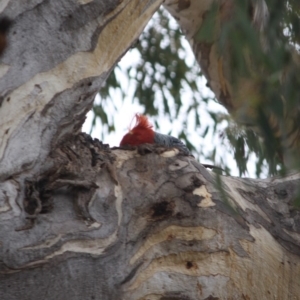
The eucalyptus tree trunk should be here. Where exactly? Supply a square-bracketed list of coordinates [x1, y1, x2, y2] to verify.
[0, 1, 300, 300]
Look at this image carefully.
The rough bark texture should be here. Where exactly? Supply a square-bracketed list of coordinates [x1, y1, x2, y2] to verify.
[1, 0, 300, 299]
[1, 142, 300, 299]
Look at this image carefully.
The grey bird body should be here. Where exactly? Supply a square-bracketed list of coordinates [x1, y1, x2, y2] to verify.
[153, 132, 191, 155]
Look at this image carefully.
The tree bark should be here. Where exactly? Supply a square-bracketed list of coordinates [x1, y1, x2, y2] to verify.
[0, 1, 300, 300]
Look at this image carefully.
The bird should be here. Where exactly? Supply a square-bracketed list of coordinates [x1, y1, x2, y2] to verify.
[120, 114, 191, 155]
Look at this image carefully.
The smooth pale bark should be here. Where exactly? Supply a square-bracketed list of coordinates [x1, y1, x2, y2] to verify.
[0, 0, 300, 300]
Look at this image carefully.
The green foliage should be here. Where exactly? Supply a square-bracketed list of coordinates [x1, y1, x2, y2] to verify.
[216, 0, 300, 176]
[194, 2, 219, 43]
[90, 66, 121, 139]
[132, 9, 203, 119]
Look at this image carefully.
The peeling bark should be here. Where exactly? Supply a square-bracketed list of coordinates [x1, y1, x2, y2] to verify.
[1, 0, 300, 299]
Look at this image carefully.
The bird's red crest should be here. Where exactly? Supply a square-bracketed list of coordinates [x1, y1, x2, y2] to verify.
[120, 114, 155, 146]
[130, 114, 153, 131]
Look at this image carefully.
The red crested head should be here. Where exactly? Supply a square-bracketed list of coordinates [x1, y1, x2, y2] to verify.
[120, 114, 155, 146]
